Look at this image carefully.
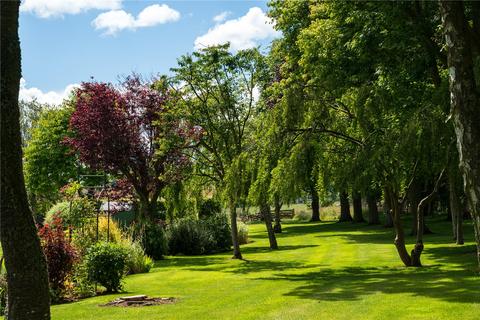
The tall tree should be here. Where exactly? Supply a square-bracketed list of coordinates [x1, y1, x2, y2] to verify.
[269, 0, 450, 266]
[0, 1, 51, 318]
[66, 76, 195, 222]
[439, 0, 480, 266]
[24, 105, 77, 214]
[173, 45, 267, 259]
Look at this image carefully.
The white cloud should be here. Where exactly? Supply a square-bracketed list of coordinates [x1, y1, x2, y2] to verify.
[20, 0, 122, 18]
[194, 7, 280, 51]
[92, 4, 180, 35]
[213, 11, 231, 23]
[19, 79, 78, 105]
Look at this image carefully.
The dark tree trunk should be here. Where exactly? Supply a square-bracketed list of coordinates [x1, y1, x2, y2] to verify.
[273, 196, 282, 233]
[448, 170, 464, 244]
[411, 170, 445, 267]
[408, 180, 420, 235]
[383, 188, 394, 228]
[229, 201, 242, 259]
[439, 0, 480, 266]
[386, 187, 413, 267]
[408, 181, 433, 236]
[0, 1, 51, 318]
[339, 191, 353, 222]
[137, 197, 159, 223]
[352, 191, 365, 223]
[366, 193, 380, 225]
[310, 186, 321, 222]
[260, 202, 278, 250]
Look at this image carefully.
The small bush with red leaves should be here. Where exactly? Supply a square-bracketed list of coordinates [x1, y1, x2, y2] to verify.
[38, 215, 78, 301]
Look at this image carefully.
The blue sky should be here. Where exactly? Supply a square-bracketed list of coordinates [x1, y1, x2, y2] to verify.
[19, 0, 278, 104]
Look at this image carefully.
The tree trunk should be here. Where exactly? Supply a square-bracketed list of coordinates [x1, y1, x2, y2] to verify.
[229, 201, 242, 259]
[411, 170, 445, 267]
[408, 180, 420, 235]
[339, 191, 353, 222]
[448, 170, 464, 244]
[387, 187, 413, 267]
[260, 202, 278, 250]
[0, 1, 51, 318]
[439, 0, 480, 266]
[352, 191, 365, 223]
[136, 193, 162, 223]
[273, 196, 282, 233]
[366, 193, 380, 225]
[383, 187, 393, 228]
[310, 186, 321, 222]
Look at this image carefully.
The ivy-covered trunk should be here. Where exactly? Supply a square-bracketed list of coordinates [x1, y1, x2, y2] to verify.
[439, 0, 480, 266]
[229, 201, 242, 259]
[0, 1, 51, 318]
[310, 186, 321, 222]
[339, 191, 353, 222]
[352, 191, 364, 223]
[260, 202, 278, 250]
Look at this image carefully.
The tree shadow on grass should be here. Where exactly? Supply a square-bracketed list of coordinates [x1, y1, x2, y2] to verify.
[424, 244, 478, 270]
[240, 244, 319, 255]
[154, 256, 228, 269]
[184, 259, 327, 274]
[258, 265, 480, 304]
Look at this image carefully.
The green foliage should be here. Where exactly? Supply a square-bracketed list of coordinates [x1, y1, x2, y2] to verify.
[72, 262, 95, 299]
[202, 214, 232, 250]
[294, 210, 311, 222]
[23, 104, 77, 213]
[168, 218, 214, 255]
[19, 99, 46, 147]
[172, 44, 267, 206]
[168, 215, 232, 255]
[71, 216, 123, 256]
[83, 243, 127, 293]
[237, 221, 249, 245]
[121, 240, 154, 274]
[138, 222, 169, 260]
[198, 198, 222, 219]
[45, 198, 95, 229]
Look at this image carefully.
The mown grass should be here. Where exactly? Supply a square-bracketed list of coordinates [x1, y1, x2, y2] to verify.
[52, 215, 480, 320]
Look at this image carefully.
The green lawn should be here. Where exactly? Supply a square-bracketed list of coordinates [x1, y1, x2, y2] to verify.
[52, 217, 479, 320]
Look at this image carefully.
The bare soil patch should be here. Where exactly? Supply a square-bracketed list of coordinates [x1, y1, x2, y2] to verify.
[101, 295, 177, 307]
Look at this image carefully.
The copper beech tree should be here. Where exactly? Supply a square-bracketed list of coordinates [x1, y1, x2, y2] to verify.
[65, 76, 200, 222]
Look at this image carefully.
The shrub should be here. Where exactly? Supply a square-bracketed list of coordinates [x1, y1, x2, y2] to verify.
[83, 243, 127, 292]
[198, 198, 222, 219]
[168, 218, 213, 255]
[134, 222, 169, 260]
[72, 216, 123, 255]
[202, 214, 232, 251]
[237, 221, 249, 245]
[121, 240, 154, 274]
[72, 262, 95, 298]
[294, 210, 311, 222]
[168, 215, 233, 255]
[38, 216, 78, 301]
[45, 198, 95, 229]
